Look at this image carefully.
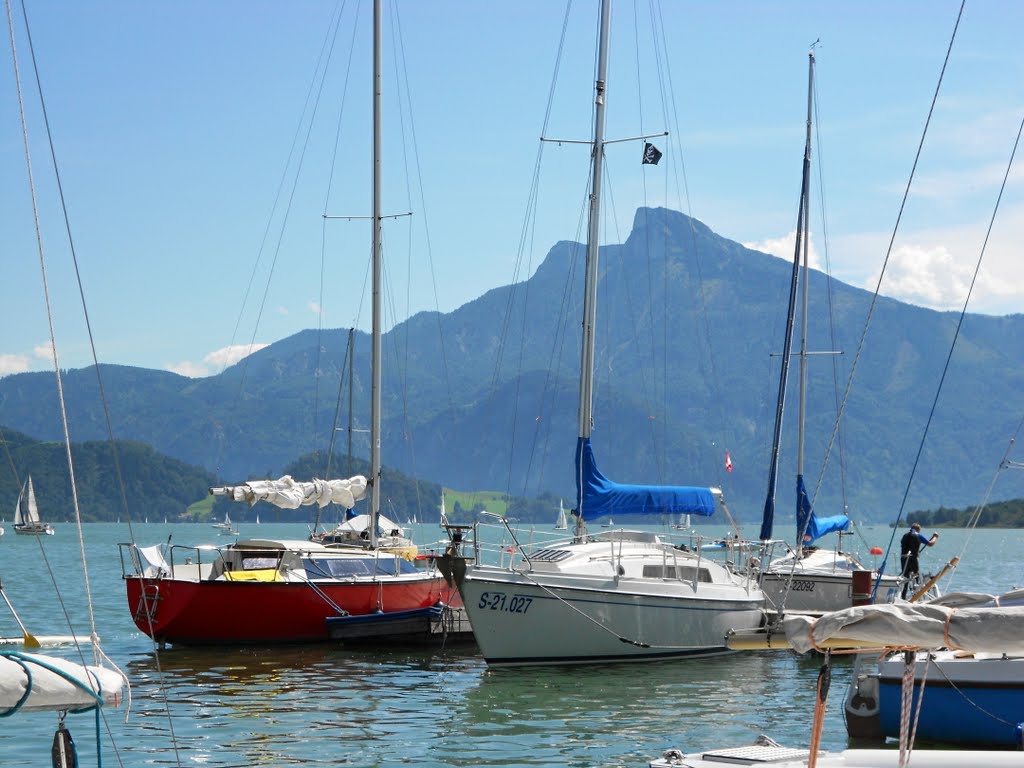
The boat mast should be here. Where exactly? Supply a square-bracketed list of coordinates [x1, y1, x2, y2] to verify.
[369, 0, 383, 549]
[796, 50, 814, 527]
[759, 48, 813, 542]
[576, 0, 612, 515]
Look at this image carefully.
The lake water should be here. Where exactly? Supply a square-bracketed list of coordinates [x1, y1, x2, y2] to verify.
[0, 522, 1018, 767]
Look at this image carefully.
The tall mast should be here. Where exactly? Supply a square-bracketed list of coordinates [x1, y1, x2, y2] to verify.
[759, 48, 814, 542]
[796, 51, 814, 496]
[369, 0, 383, 548]
[577, 0, 612, 446]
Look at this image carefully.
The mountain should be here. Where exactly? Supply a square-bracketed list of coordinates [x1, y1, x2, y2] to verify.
[1, 207, 1022, 525]
[0, 427, 215, 522]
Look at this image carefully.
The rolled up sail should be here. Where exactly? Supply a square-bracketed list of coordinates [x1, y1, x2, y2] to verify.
[575, 437, 718, 519]
[210, 475, 368, 510]
[0, 651, 124, 714]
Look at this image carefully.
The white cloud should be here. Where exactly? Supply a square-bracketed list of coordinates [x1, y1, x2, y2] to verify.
[165, 343, 270, 378]
[0, 354, 30, 375]
[275, 306, 289, 316]
[167, 361, 210, 378]
[32, 341, 54, 361]
[869, 244, 983, 310]
[743, 230, 823, 271]
[308, 301, 322, 316]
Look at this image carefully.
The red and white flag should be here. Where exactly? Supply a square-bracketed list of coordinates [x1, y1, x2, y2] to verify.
[725, 451, 733, 473]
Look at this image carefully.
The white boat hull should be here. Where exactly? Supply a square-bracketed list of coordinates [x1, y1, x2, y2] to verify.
[650, 745, 1024, 767]
[460, 567, 763, 665]
[761, 571, 900, 616]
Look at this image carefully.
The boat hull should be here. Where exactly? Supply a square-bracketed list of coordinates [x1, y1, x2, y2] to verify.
[325, 604, 444, 642]
[459, 568, 763, 665]
[761, 571, 900, 616]
[125, 575, 460, 645]
[876, 654, 1024, 747]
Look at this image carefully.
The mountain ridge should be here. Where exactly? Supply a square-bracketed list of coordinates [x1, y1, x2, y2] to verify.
[1, 207, 1021, 524]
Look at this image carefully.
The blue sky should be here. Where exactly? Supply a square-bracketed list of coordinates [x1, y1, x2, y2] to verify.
[1, 1, 1022, 377]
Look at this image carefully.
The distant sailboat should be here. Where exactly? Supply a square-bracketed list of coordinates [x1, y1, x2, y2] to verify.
[12, 476, 54, 536]
[213, 511, 238, 536]
[554, 499, 568, 530]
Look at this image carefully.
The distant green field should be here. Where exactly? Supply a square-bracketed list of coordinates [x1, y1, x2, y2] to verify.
[443, 488, 509, 517]
[186, 494, 215, 521]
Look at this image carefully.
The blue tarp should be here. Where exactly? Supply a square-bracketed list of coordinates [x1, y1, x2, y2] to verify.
[796, 474, 849, 545]
[574, 437, 717, 520]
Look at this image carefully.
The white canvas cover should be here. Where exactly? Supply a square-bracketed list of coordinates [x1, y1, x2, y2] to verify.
[330, 512, 402, 536]
[0, 652, 124, 713]
[133, 544, 171, 577]
[783, 592, 1024, 655]
[210, 475, 368, 510]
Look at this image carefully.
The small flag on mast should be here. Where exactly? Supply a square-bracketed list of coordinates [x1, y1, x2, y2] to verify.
[642, 142, 663, 165]
[725, 451, 733, 473]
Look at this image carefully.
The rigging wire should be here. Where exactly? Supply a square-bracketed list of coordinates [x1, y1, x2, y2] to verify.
[650, 0, 736, 495]
[5, 0, 159, 763]
[314, 0, 361, 474]
[214, 0, 347, 478]
[881, 108, 1024, 586]
[806, 0, 965, 568]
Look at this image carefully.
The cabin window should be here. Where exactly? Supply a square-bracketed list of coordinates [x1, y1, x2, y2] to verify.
[642, 564, 712, 583]
[373, 558, 421, 575]
[303, 558, 374, 578]
[241, 557, 279, 570]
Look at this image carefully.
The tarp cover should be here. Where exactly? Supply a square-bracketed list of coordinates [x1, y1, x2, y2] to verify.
[326, 513, 403, 536]
[211, 475, 368, 510]
[783, 596, 1024, 655]
[796, 474, 850, 546]
[575, 437, 717, 519]
[0, 652, 124, 713]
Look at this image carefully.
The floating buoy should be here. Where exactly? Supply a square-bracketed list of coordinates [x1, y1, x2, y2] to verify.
[869, 547, 883, 556]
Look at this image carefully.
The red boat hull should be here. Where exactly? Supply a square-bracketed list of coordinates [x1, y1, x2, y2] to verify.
[125, 575, 462, 645]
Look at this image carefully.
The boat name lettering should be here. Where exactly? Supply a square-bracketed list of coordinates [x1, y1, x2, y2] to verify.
[790, 580, 815, 592]
[477, 591, 533, 613]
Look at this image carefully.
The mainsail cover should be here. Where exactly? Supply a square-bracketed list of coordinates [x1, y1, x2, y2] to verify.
[795, 474, 850, 545]
[211, 475, 368, 510]
[783, 595, 1024, 655]
[0, 651, 124, 713]
[575, 437, 717, 519]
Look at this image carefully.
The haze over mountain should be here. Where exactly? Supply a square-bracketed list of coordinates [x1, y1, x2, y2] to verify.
[2, 208, 1021, 527]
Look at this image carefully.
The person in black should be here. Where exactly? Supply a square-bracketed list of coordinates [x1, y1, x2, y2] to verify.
[900, 522, 938, 599]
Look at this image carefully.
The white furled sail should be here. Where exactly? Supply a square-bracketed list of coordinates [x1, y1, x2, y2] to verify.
[0, 652, 124, 713]
[783, 591, 1024, 655]
[210, 475, 368, 510]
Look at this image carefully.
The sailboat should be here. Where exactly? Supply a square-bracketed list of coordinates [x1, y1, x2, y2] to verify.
[12, 476, 54, 536]
[448, 0, 764, 666]
[553, 499, 568, 530]
[119, 0, 461, 646]
[757, 50, 898, 618]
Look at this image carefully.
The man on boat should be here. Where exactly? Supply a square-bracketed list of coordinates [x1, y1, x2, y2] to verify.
[899, 522, 938, 599]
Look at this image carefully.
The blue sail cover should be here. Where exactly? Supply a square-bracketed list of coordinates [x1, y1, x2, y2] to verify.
[575, 437, 716, 519]
[796, 474, 849, 545]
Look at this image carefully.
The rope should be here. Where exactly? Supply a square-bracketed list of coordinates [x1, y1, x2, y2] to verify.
[792, 1, 965, 592]
[806, 654, 831, 768]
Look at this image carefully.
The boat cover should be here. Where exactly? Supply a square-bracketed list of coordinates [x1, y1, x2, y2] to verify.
[575, 437, 717, 519]
[0, 651, 124, 713]
[783, 597, 1024, 654]
[211, 475, 368, 509]
[795, 474, 850, 545]
[325, 513, 403, 536]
